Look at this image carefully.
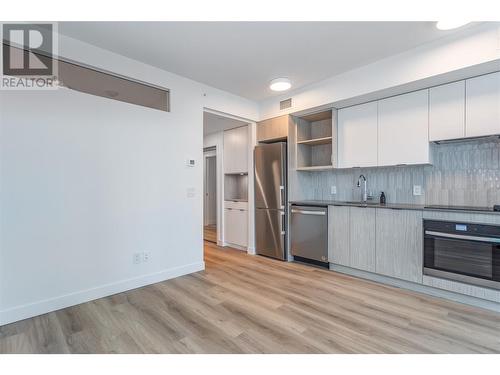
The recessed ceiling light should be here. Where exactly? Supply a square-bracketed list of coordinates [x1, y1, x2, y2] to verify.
[436, 21, 470, 30]
[270, 78, 291, 92]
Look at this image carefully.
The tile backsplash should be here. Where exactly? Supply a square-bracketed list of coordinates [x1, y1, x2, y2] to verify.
[298, 137, 500, 207]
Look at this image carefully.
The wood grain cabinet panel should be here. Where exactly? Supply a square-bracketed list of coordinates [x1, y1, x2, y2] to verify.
[328, 205, 350, 265]
[349, 207, 376, 272]
[257, 115, 289, 142]
[375, 208, 423, 283]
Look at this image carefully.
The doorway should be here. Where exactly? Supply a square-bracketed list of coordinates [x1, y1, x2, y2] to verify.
[203, 148, 217, 243]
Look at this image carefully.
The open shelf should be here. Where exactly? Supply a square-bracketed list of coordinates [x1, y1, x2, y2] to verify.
[296, 136, 332, 146]
[295, 109, 334, 169]
[224, 174, 248, 201]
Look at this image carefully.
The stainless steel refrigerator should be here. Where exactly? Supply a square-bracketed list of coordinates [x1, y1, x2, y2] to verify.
[254, 142, 287, 260]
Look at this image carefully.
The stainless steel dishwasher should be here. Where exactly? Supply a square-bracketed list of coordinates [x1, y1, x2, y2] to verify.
[290, 205, 328, 266]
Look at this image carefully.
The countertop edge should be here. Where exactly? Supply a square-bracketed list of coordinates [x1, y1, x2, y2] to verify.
[289, 200, 500, 215]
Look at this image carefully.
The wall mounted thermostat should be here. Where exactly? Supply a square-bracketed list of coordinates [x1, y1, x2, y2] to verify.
[186, 159, 196, 167]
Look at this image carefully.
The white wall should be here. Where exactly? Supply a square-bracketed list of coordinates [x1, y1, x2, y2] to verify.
[260, 23, 500, 119]
[0, 34, 259, 325]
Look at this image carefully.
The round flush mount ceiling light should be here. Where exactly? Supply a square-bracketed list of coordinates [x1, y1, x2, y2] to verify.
[436, 21, 470, 30]
[269, 78, 291, 92]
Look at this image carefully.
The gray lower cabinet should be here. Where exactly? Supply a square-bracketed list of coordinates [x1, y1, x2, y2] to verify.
[328, 205, 376, 272]
[349, 207, 376, 272]
[375, 208, 423, 283]
[328, 205, 350, 266]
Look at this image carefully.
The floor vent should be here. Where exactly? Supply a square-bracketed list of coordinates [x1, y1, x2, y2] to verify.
[280, 98, 292, 110]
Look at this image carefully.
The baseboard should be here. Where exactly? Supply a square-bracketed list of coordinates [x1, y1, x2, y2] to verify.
[0, 261, 205, 326]
[246, 246, 256, 255]
[223, 242, 247, 251]
[330, 263, 500, 313]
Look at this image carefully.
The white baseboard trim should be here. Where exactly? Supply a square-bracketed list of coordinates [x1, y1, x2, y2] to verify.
[0, 261, 205, 326]
[223, 242, 247, 251]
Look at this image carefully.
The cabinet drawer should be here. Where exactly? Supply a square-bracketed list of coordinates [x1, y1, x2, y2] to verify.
[224, 208, 248, 247]
[224, 200, 248, 210]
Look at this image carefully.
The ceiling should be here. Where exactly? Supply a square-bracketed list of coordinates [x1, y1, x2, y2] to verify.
[203, 112, 248, 135]
[59, 22, 472, 101]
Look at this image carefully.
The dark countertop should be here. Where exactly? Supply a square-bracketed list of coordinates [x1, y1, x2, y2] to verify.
[289, 200, 500, 215]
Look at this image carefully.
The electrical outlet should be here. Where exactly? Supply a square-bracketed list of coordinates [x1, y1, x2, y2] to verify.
[187, 187, 195, 198]
[331, 185, 337, 195]
[413, 185, 422, 196]
[133, 253, 142, 265]
[143, 251, 151, 262]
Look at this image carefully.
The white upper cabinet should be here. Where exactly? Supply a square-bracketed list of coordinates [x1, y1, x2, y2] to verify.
[378, 89, 430, 166]
[223, 126, 248, 174]
[338, 101, 378, 168]
[429, 81, 465, 141]
[466, 71, 500, 138]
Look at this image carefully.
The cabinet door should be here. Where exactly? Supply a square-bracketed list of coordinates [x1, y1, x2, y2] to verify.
[338, 101, 378, 168]
[466, 72, 500, 138]
[257, 116, 289, 142]
[378, 89, 430, 166]
[349, 207, 376, 272]
[375, 208, 423, 283]
[429, 81, 465, 141]
[223, 126, 248, 174]
[224, 208, 248, 247]
[328, 205, 350, 265]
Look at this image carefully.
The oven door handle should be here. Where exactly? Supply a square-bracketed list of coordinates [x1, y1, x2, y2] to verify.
[425, 230, 500, 244]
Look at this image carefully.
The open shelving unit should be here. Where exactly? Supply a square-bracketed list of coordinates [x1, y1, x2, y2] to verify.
[295, 110, 336, 171]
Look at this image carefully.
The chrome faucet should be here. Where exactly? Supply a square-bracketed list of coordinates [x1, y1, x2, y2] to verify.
[357, 174, 368, 202]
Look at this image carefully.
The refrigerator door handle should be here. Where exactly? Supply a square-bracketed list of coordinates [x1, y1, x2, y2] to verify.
[279, 186, 285, 209]
[281, 211, 286, 235]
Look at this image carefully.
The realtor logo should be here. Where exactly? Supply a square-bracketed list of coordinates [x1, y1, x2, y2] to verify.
[1, 22, 58, 89]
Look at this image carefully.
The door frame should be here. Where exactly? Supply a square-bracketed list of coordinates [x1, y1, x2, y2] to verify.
[203, 149, 217, 228]
[203, 108, 257, 253]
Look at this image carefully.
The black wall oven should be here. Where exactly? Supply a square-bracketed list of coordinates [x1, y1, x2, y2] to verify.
[423, 220, 500, 290]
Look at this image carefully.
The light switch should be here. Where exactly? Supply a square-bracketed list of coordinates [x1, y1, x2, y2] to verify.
[413, 185, 422, 196]
[187, 187, 195, 198]
[331, 186, 337, 195]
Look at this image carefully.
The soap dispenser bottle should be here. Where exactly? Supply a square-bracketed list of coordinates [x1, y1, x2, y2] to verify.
[380, 191, 386, 205]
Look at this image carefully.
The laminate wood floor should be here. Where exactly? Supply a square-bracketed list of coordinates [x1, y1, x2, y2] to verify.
[204, 225, 217, 243]
[1, 241, 500, 353]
